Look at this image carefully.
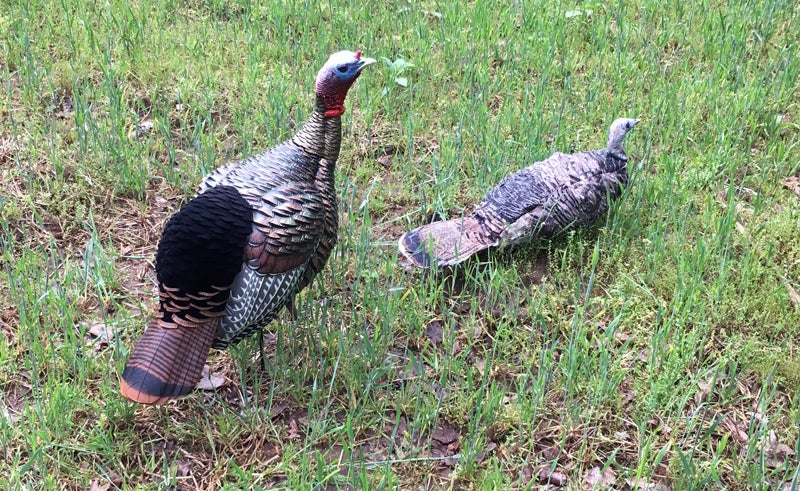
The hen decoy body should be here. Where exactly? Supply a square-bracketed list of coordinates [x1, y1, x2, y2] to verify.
[399, 118, 639, 268]
[121, 51, 375, 404]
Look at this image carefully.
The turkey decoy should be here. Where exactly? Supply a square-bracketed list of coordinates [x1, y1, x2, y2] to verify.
[399, 118, 639, 268]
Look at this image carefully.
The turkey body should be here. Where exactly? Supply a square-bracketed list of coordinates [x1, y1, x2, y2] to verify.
[198, 134, 338, 349]
[399, 118, 639, 268]
[121, 51, 374, 404]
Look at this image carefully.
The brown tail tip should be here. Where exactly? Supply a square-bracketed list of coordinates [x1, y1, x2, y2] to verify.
[120, 318, 216, 404]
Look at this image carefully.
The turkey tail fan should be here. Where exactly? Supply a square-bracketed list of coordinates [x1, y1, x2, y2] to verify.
[398, 217, 490, 268]
[120, 318, 218, 404]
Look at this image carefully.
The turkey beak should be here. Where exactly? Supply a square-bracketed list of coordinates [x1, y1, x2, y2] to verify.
[356, 56, 376, 72]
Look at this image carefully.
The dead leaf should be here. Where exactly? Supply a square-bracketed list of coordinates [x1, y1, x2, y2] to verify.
[721, 418, 748, 444]
[377, 154, 392, 167]
[108, 473, 123, 487]
[474, 441, 497, 463]
[622, 390, 635, 405]
[585, 466, 616, 488]
[764, 430, 796, 468]
[88, 480, 110, 491]
[270, 402, 289, 419]
[154, 196, 169, 211]
[82, 322, 117, 354]
[433, 423, 460, 445]
[425, 320, 443, 345]
[287, 418, 301, 440]
[626, 478, 670, 490]
[175, 460, 192, 477]
[695, 380, 712, 404]
[614, 431, 630, 441]
[129, 120, 155, 140]
[782, 176, 800, 197]
[521, 465, 534, 485]
[55, 99, 74, 119]
[486, 423, 508, 442]
[86, 322, 115, 341]
[538, 467, 567, 486]
[614, 330, 631, 344]
[196, 365, 226, 391]
[786, 283, 800, 309]
[541, 445, 560, 460]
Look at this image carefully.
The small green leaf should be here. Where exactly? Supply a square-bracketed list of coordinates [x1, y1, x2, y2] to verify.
[395, 77, 408, 87]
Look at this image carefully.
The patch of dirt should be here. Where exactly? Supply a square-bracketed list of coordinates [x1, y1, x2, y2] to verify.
[519, 250, 550, 287]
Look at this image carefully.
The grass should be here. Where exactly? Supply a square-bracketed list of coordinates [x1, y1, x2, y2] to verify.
[1, 0, 799, 488]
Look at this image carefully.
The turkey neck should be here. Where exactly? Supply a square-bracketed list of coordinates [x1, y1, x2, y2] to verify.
[292, 95, 343, 167]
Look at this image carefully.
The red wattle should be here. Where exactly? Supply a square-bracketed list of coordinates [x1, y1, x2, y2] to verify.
[324, 107, 345, 117]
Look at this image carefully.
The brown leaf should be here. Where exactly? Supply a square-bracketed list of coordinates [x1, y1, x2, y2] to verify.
[585, 466, 616, 488]
[695, 380, 712, 404]
[270, 402, 289, 419]
[622, 390, 635, 405]
[521, 465, 534, 485]
[196, 365, 227, 391]
[83, 322, 117, 354]
[433, 423, 460, 445]
[154, 196, 169, 210]
[377, 154, 392, 167]
[425, 320, 444, 345]
[626, 478, 670, 490]
[129, 120, 155, 140]
[614, 431, 631, 441]
[764, 430, 796, 468]
[108, 473, 123, 487]
[287, 418, 301, 440]
[786, 283, 800, 309]
[614, 330, 631, 344]
[486, 423, 508, 442]
[538, 467, 567, 486]
[86, 322, 114, 340]
[782, 176, 800, 196]
[541, 445, 560, 460]
[474, 441, 497, 463]
[175, 460, 192, 477]
[88, 480, 110, 491]
[721, 418, 748, 444]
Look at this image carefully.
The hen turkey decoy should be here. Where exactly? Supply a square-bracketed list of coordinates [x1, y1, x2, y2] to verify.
[120, 50, 375, 404]
[399, 118, 639, 268]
